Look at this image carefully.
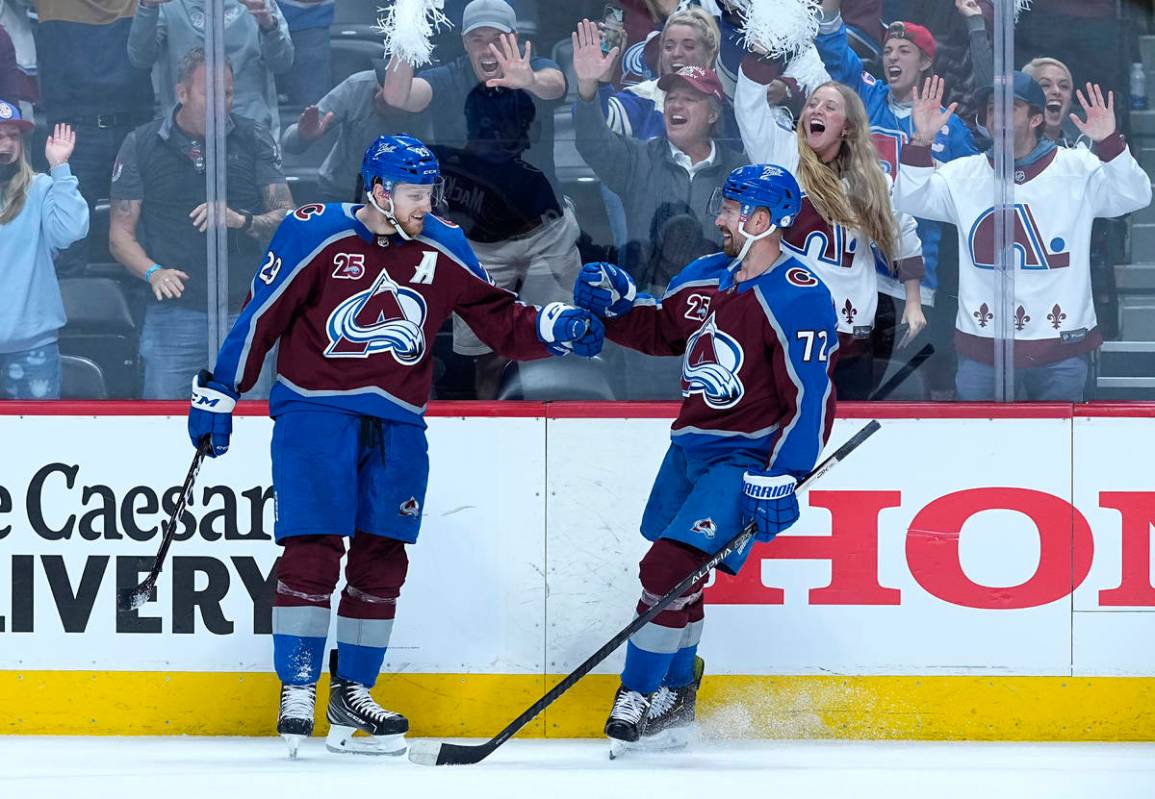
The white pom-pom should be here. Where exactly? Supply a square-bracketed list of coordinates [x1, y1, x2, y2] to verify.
[739, 0, 822, 61]
[783, 45, 830, 96]
[1015, 0, 1033, 22]
[378, 0, 452, 68]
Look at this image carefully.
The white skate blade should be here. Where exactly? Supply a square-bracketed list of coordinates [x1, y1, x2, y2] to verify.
[608, 738, 634, 760]
[282, 733, 306, 759]
[325, 724, 407, 756]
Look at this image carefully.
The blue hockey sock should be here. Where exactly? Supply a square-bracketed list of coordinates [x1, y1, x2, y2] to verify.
[273, 633, 327, 685]
[621, 641, 676, 695]
[336, 642, 387, 687]
[663, 644, 700, 688]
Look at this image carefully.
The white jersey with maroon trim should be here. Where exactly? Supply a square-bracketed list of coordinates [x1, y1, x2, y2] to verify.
[894, 136, 1152, 366]
[734, 66, 924, 346]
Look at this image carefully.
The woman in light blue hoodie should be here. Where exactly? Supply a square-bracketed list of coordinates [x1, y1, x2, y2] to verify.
[0, 100, 89, 399]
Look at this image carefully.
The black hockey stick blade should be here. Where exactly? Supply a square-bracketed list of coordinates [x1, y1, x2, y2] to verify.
[408, 420, 882, 766]
[117, 437, 211, 612]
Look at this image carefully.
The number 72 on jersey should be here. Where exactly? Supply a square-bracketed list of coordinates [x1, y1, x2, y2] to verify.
[796, 330, 831, 362]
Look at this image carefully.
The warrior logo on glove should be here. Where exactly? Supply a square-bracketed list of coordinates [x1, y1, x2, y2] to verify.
[325, 268, 427, 362]
[681, 313, 745, 409]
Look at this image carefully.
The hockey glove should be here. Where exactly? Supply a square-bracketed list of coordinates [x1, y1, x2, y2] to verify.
[740, 471, 799, 542]
[537, 302, 603, 357]
[573, 262, 636, 318]
[188, 369, 239, 457]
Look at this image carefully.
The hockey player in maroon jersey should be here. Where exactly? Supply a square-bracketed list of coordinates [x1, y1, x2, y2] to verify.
[186, 134, 603, 757]
[574, 164, 839, 755]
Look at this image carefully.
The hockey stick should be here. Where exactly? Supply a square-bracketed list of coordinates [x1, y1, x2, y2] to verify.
[868, 342, 935, 402]
[116, 436, 211, 612]
[409, 419, 882, 766]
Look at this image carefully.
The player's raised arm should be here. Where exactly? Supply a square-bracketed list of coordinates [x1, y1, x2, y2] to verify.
[439, 224, 604, 361]
[573, 261, 696, 357]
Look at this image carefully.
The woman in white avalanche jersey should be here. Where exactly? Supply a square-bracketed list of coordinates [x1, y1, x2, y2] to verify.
[734, 68, 925, 400]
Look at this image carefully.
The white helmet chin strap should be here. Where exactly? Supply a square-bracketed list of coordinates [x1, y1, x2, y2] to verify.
[368, 186, 414, 241]
[733, 215, 778, 266]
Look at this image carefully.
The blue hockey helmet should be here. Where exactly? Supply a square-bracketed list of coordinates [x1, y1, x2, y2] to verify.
[360, 134, 442, 194]
[710, 163, 802, 228]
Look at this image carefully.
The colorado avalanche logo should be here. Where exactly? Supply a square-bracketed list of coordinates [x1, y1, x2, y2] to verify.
[681, 313, 745, 409]
[690, 518, 717, 539]
[400, 498, 420, 517]
[786, 267, 819, 288]
[325, 268, 426, 362]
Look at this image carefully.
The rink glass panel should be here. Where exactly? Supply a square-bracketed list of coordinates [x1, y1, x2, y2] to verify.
[30, 1, 1155, 402]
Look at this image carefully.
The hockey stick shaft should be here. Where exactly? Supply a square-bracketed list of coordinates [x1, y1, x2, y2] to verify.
[117, 437, 211, 611]
[412, 419, 881, 765]
[868, 342, 935, 402]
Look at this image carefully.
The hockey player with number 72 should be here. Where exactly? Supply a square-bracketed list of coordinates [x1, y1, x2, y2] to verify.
[573, 164, 839, 756]
[186, 135, 604, 758]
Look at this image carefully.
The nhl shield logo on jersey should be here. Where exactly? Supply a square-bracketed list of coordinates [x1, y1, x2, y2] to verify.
[681, 313, 745, 409]
[399, 498, 421, 517]
[690, 518, 717, 539]
[325, 268, 427, 363]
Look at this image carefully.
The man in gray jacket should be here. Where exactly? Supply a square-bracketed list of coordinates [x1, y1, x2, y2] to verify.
[129, 0, 293, 140]
[572, 19, 746, 294]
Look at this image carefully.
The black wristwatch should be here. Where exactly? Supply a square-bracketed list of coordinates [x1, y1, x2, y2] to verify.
[239, 210, 254, 232]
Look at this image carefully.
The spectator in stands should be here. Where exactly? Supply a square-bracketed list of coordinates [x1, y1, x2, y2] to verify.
[0, 106, 88, 399]
[1015, 0, 1124, 133]
[611, 0, 679, 88]
[734, 71, 925, 400]
[818, 0, 978, 399]
[128, 0, 294, 141]
[109, 48, 293, 399]
[1022, 57, 1086, 149]
[275, 0, 333, 106]
[35, 0, 156, 277]
[895, 74, 1151, 401]
[382, 0, 568, 192]
[597, 7, 747, 146]
[0, 24, 31, 109]
[573, 21, 746, 292]
[432, 84, 584, 398]
[0, 1, 37, 112]
[281, 61, 428, 203]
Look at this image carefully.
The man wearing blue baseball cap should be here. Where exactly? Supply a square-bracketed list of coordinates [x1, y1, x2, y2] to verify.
[0, 101, 88, 399]
[895, 73, 1152, 401]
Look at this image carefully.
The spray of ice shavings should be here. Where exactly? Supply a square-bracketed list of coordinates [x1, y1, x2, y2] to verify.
[739, 0, 822, 62]
[378, 0, 453, 68]
[698, 677, 906, 740]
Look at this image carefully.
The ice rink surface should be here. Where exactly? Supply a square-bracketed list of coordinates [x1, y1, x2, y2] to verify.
[2, 737, 1154, 799]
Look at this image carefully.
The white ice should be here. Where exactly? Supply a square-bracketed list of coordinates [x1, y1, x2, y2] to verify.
[2, 737, 1153, 799]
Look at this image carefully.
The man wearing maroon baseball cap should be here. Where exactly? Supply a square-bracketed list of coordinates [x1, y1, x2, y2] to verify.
[655, 65, 726, 161]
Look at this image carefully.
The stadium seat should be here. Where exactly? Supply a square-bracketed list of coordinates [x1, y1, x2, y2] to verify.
[496, 355, 616, 401]
[332, 0, 380, 26]
[330, 38, 383, 88]
[57, 277, 140, 399]
[59, 354, 109, 399]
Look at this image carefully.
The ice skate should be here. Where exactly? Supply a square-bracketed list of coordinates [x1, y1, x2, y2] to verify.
[277, 683, 316, 759]
[638, 656, 704, 751]
[325, 673, 408, 755]
[604, 684, 651, 759]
